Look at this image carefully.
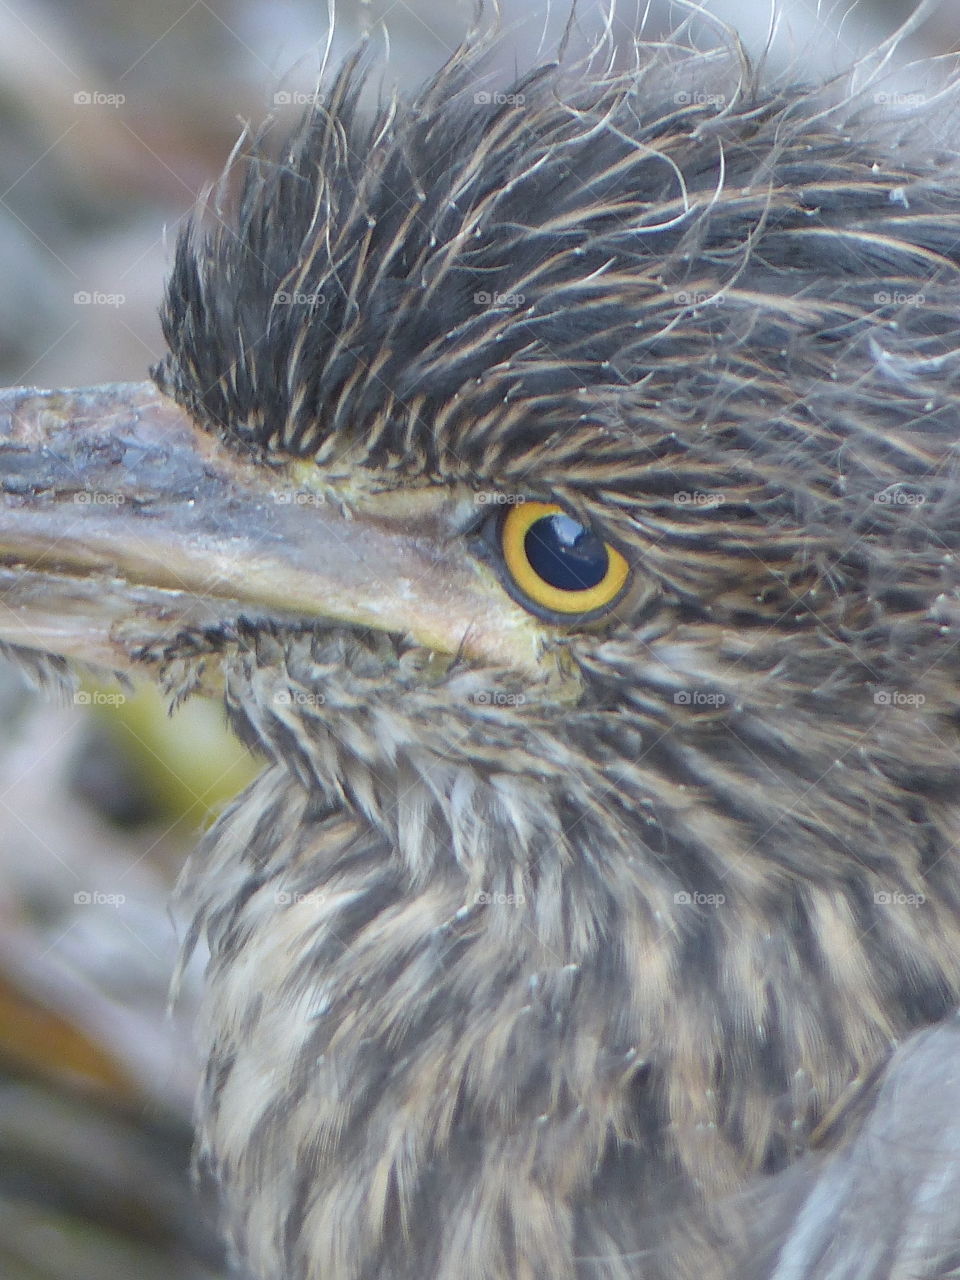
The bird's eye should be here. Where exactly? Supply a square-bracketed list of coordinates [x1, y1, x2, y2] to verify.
[498, 501, 630, 617]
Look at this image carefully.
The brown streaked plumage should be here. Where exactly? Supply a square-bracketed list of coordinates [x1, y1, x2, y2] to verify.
[3, 15, 960, 1280]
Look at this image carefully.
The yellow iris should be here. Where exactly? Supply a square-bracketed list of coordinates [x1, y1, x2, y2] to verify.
[499, 501, 630, 616]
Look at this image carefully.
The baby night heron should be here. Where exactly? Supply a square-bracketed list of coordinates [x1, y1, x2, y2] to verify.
[4, 27, 960, 1280]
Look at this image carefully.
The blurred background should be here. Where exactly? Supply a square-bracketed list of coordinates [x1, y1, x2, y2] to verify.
[0, 1, 955, 1277]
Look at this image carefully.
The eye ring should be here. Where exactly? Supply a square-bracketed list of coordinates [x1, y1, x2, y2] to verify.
[498, 501, 630, 618]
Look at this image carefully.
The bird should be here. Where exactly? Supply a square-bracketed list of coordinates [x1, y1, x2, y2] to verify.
[3, 12, 960, 1280]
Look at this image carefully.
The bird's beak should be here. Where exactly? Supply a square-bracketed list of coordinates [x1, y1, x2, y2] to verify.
[0, 381, 542, 681]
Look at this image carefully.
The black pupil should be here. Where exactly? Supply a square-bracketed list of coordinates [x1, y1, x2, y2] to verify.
[524, 514, 608, 592]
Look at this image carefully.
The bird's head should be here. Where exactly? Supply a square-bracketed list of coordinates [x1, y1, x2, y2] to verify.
[3, 28, 960, 1279]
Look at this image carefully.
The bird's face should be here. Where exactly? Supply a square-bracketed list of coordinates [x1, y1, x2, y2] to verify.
[4, 36, 960, 1280]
